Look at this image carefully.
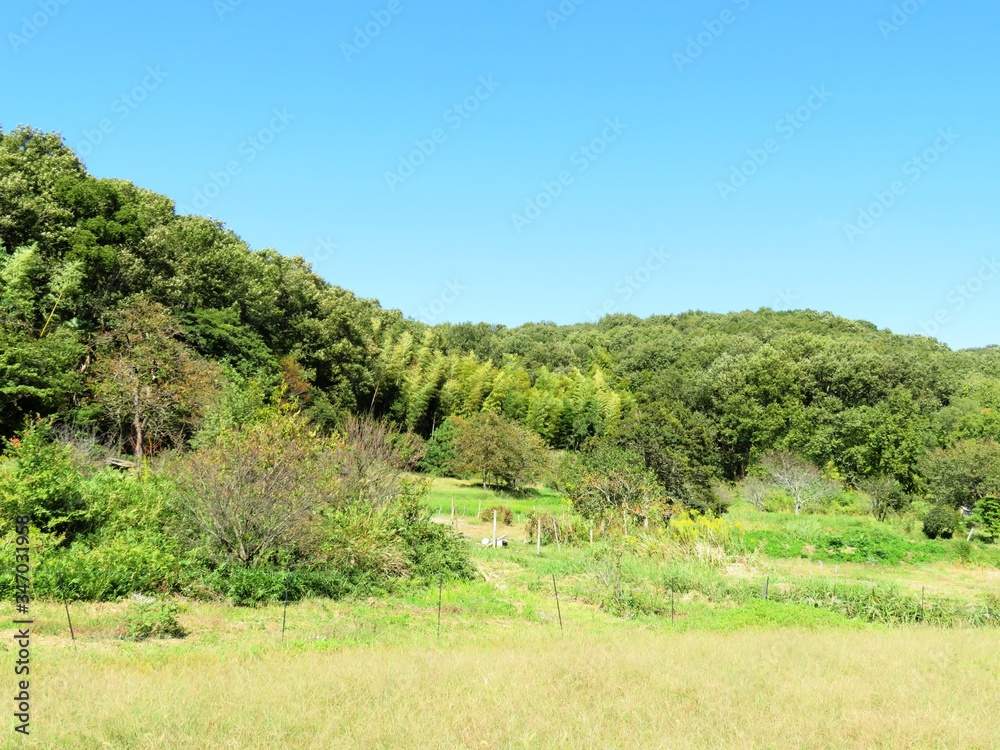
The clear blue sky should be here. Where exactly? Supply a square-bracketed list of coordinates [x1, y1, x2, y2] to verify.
[4, 0, 999, 349]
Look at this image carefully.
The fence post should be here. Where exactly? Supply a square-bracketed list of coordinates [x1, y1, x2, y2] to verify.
[492, 510, 498, 548]
[437, 575, 444, 639]
[537, 518, 542, 555]
[552, 574, 563, 634]
[762, 576, 769, 601]
[57, 572, 76, 651]
[281, 571, 291, 644]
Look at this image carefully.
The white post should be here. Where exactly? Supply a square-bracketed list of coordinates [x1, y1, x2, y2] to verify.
[492, 509, 498, 549]
[537, 518, 542, 555]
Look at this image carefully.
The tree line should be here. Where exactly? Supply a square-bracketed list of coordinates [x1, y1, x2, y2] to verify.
[3, 125, 1000, 554]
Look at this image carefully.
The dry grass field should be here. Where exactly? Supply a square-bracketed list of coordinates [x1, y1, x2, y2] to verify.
[2, 601, 998, 749]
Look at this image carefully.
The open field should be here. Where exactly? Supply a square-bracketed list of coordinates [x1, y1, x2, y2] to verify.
[2, 616, 998, 749]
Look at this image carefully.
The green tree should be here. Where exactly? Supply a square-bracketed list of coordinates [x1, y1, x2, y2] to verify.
[421, 417, 460, 476]
[972, 496, 1000, 542]
[451, 412, 548, 490]
[565, 445, 667, 527]
[89, 297, 220, 458]
[857, 475, 908, 522]
[919, 440, 1000, 510]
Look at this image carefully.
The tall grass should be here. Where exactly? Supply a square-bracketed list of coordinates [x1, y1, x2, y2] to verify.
[3, 628, 997, 749]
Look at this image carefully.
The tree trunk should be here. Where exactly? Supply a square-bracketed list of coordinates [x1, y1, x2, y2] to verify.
[133, 415, 143, 460]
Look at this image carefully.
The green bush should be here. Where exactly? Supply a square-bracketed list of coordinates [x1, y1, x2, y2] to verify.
[923, 505, 960, 539]
[123, 600, 187, 640]
[0, 422, 90, 541]
[954, 540, 973, 563]
[480, 505, 513, 525]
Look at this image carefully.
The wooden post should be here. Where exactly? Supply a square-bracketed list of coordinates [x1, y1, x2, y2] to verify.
[590, 523, 594, 546]
[763, 576, 769, 600]
[437, 575, 444, 638]
[671, 585, 675, 622]
[552, 574, 563, 634]
[281, 571, 291, 644]
[553, 518, 561, 550]
[492, 509, 498, 548]
[537, 518, 542, 555]
[57, 572, 76, 651]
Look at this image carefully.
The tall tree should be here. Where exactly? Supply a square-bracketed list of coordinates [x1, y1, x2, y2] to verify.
[90, 296, 219, 457]
[452, 412, 548, 490]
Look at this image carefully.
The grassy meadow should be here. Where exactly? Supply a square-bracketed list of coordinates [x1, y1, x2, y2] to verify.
[4, 477, 999, 749]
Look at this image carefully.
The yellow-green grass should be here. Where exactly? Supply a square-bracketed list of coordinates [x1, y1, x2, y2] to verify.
[766, 555, 1000, 603]
[5, 535, 999, 749]
[422, 475, 568, 522]
[2, 618, 997, 749]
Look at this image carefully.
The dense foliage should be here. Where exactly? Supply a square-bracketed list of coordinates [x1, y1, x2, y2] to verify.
[3, 124, 1000, 608]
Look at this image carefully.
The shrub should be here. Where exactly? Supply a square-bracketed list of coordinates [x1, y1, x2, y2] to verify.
[923, 505, 960, 539]
[123, 601, 186, 640]
[480, 505, 513, 525]
[0, 422, 89, 541]
[954, 540, 973, 563]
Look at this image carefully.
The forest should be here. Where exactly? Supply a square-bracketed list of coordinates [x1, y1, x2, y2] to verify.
[2, 125, 1000, 602]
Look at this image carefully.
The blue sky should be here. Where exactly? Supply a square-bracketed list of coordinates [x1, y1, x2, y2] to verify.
[4, 0, 999, 349]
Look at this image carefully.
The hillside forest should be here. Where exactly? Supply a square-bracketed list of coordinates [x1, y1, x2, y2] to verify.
[3, 126, 1000, 603]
